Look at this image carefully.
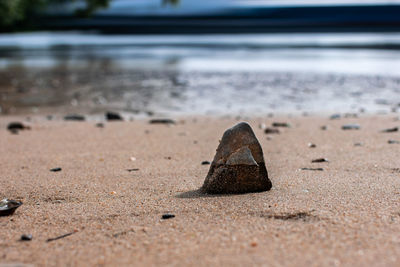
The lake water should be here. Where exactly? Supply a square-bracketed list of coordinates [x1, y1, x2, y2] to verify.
[0, 32, 400, 116]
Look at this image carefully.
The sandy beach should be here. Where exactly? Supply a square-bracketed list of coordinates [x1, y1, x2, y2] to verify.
[0, 114, 399, 266]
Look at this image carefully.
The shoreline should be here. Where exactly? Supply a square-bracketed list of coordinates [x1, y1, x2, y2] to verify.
[0, 114, 399, 266]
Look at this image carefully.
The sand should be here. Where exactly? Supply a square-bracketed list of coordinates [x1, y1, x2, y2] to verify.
[0, 114, 399, 266]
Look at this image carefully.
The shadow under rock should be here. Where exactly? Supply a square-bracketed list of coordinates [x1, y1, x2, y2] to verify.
[175, 189, 268, 199]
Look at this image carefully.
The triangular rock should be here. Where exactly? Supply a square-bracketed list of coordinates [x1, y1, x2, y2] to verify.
[201, 122, 272, 194]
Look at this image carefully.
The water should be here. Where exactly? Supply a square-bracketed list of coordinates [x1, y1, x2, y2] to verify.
[1, 32, 400, 116]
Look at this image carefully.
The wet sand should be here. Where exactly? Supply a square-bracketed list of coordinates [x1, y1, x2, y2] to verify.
[0, 115, 399, 266]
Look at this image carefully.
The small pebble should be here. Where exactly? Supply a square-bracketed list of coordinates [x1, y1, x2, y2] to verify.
[320, 125, 328, 130]
[354, 142, 363, 146]
[20, 234, 32, 241]
[381, 127, 398, 133]
[64, 114, 85, 121]
[7, 122, 30, 134]
[161, 214, 175, 220]
[50, 168, 62, 172]
[308, 143, 316, 148]
[126, 168, 139, 172]
[106, 111, 123, 121]
[311, 158, 329, 163]
[301, 168, 324, 171]
[96, 123, 104, 128]
[388, 140, 400, 144]
[264, 128, 280, 134]
[330, 114, 341, 120]
[201, 161, 210, 165]
[344, 113, 358, 118]
[250, 241, 258, 247]
[149, 119, 176, 125]
[272, 122, 291, 128]
[342, 124, 360, 130]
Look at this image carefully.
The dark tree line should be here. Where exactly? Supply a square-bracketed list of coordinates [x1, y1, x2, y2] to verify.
[0, 0, 179, 32]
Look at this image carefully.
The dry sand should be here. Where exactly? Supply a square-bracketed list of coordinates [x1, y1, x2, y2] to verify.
[0, 115, 399, 266]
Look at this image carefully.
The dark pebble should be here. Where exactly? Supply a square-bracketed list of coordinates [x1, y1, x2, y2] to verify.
[20, 234, 32, 241]
[0, 199, 23, 217]
[162, 214, 175, 220]
[308, 143, 316, 148]
[96, 123, 104, 128]
[264, 128, 280, 134]
[50, 167, 62, 172]
[311, 158, 329, 163]
[329, 114, 341, 120]
[344, 113, 358, 118]
[354, 142, 363, 146]
[7, 122, 30, 134]
[149, 119, 176, 125]
[381, 127, 398, 133]
[126, 168, 139, 172]
[301, 168, 324, 171]
[106, 111, 123, 121]
[320, 125, 328, 130]
[64, 114, 85, 121]
[272, 122, 291, 128]
[7, 122, 26, 130]
[201, 161, 210, 165]
[388, 140, 400, 144]
[342, 124, 360, 130]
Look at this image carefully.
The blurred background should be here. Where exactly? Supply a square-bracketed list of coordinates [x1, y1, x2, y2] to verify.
[1, 0, 400, 117]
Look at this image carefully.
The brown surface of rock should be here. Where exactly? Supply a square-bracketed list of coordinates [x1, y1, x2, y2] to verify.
[201, 122, 272, 194]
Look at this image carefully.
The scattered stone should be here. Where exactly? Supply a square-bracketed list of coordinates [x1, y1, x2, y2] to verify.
[50, 167, 62, 172]
[264, 128, 280, 134]
[320, 125, 328, 130]
[262, 211, 318, 222]
[149, 119, 176, 125]
[388, 140, 400, 144]
[20, 234, 33, 241]
[130, 157, 136, 161]
[46, 230, 77, 242]
[201, 122, 272, 194]
[342, 124, 360, 130]
[0, 199, 23, 216]
[329, 114, 341, 120]
[126, 168, 139, 172]
[381, 127, 398, 133]
[7, 122, 30, 134]
[344, 113, 358, 118]
[201, 161, 210, 165]
[354, 142, 363, 146]
[64, 114, 85, 121]
[301, 168, 324, 171]
[161, 214, 175, 220]
[311, 158, 329, 163]
[258, 123, 267, 130]
[106, 111, 123, 121]
[96, 123, 104, 128]
[272, 122, 291, 128]
[308, 143, 316, 148]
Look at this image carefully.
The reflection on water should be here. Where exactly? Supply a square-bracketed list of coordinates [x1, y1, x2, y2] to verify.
[1, 33, 400, 116]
